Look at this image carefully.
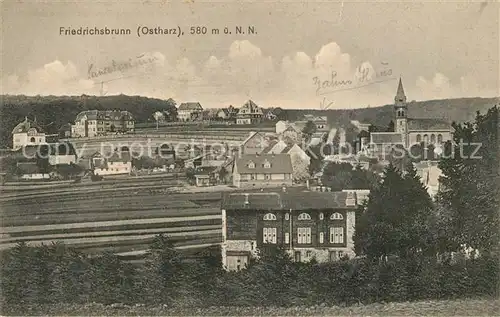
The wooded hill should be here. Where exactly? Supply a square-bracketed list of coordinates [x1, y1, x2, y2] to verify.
[1, 94, 497, 148]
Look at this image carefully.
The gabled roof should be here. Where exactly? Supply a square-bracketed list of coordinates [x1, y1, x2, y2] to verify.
[221, 191, 356, 210]
[12, 117, 44, 134]
[370, 132, 404, 144]
[235, 153, 293, 174]
[237, 100, 263, 116]
[75, 110, 134, 121]
[178, 102, 203, 111]
[407, 118, 452, 131]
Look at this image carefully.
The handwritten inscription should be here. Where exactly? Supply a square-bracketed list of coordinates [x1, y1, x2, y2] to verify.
[88, 54, 159, 80]
[313, 62, 394, 95]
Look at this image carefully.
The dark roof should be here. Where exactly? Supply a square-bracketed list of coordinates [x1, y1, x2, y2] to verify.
[17, 162, 40, 174]
[407, 118, 451, 131]
[75, 110, 134, 121]
[195, 166, 218, 175]
[58, 123, 72, 132]
[12, 117, 44, 134]
[396, 77, 405, 99]
[179, 102, 203, 111]
[370, 132, 404, 144]
[221, 191, 356, 210]
[49, 142, 77, 156]
[235, 154, 293, 174]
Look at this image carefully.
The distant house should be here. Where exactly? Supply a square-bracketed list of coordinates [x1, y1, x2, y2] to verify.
[233, 153, 293, 188]
[90, 149, 132, 176]
[236, 100, 263, 125]
[194, 166, 218, 187]
[17, 162, 50, 180]
[48, 142, 78, 166]
[11, 117, 46, 150]
[302, 115, 328, 131]
[59, 123, 72, 139]
[221, 190, 358, 270]
[239, 132, 270, 155]
[263, 107, 284, 121]
[216, 108, 230, 120]
[71, 110, 135, 138]
[178, 102, 203, 121]
[262, 140, 311, 179]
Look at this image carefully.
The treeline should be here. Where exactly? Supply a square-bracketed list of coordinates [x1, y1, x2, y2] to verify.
[0, 95, 178, 148]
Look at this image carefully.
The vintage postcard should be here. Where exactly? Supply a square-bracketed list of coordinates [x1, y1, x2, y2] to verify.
[0, 0, 499, 316]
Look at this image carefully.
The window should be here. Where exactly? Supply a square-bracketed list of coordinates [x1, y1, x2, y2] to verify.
[430, 134, 436, 143]
[263, 213, 277, 221]
[306, 251, 312, 258]
[329, 227, 344, 244]
[265, 174, 271, 180]
[338, 250, 344, 259]
[297, 227, 311, 244]
[30, 137, 35, 143]
[416, 134, 421, 143]
[437, 134, 443, 144]
[248, 161, 255, 168]
[319, 212, 324, 220]
[284, 232, 290, 244]
[423, 134, 429, 143]
[250, 174, 256, 180]
[263, 160, 271, 168]
[285, 213, 290, 220]
[263, 228, 277, 244]
[298, 213, 311, 220]
[330, 213, 343, 220]
[319, 232, 324, 244]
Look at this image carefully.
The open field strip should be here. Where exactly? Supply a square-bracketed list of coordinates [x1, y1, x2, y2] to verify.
[0, 229, 221, 251]
[1, 224, 221, 244]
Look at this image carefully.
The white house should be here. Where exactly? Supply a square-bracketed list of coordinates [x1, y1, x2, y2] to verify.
[178, 102, 203, 121]
[12, 117, 46, 150]
[90, 150, 132, 176]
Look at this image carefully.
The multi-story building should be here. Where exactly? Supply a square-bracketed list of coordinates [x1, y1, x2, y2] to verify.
[11, 117, 46, 150]
[178, 102, 203, 121]
[71, 110, 135, 138]
[236, 100, 264, 125]
[90, 148, 132, 176]
[233, 153, 293, 188]
[221, 190, 358, 270]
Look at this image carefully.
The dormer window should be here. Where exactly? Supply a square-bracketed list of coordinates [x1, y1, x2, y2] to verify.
[263, 213, 277, 221]
[248, 161, 255, 169]
[263, 160, 271, 168]
[298, 213, 311, 220]
[330, 212, 344, 220]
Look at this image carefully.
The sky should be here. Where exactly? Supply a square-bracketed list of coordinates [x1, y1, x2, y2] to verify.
[1, 0, 499, 109]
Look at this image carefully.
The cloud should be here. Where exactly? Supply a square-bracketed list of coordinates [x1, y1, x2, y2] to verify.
[1, 42, 491, 108]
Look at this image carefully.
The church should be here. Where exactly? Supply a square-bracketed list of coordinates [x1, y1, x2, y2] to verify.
[369, 78, 454, 156]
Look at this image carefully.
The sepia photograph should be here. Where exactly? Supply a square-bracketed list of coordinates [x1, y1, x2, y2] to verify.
[0, 0, 499, 315]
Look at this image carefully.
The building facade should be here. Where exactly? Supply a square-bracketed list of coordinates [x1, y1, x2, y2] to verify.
[71, 110, 135, 138]
[221, 190, 358, 271]
[12, 117, 46, 150]
[90, 149, 132, 176]
[236, 100, 264, 125]
[233, 153, 293, 188]
[178, 102, 203, 121]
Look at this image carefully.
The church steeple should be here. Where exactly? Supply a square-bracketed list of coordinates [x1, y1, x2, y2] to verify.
[395, 77, 407, 104]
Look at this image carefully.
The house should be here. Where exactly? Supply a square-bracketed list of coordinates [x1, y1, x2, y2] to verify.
[90, 148, 132, 176]
[236, 100, 264, 125]
[239, 131, 270, 155]
[369, 79, 454, 151]
[48, 142, 78, 166]
[262, 139, 311, 180]
[233, 153, 293, 188]
[71, 110, 135, 138]
[216, 108, 230, 120]
[178, 102, 203, 121]
[221, 190, 358, 270]
[302, 115, 329, 131]
[263, 107, 284, 121]
[12, 117, 46, 150]
[17, 162, 50, 180]
[59, 123, 72, 138]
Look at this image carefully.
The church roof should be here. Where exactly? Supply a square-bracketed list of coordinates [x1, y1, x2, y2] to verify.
[407, 118, 451, 131]
[396, 77, 405, 98]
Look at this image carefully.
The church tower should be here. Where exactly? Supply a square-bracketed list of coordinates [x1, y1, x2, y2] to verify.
[394, 78, 408, 146]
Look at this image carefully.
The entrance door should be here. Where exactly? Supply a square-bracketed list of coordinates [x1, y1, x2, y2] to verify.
[294, 251, 301, 262]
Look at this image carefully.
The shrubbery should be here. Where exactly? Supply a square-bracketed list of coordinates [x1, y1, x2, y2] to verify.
[1, 241, 498, 313]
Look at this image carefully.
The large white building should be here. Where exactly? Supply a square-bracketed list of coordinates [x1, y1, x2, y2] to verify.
[71, 110, 135, 138]
[11, 117, 46, 150]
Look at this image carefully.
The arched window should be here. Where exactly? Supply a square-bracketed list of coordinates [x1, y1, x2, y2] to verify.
[298, 213, 311, 220]
[430, 134, 436, 143]
[330, 212, 344, 220]
[319, 212, 324, 220]
[285, 213, 290, 220]
[423, 134, 429, 143]
[416, 134, 421, 143]
[30, 137, 35, 143]
[437, 134, 443, 143]
[263, 213, 277, 221]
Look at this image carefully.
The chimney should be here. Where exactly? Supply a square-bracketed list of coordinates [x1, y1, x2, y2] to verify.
[345, 191, 357, 207]
[244, 193, 250, 205]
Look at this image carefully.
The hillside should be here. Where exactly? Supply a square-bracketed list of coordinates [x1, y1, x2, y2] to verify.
[1, 94, 497, 148]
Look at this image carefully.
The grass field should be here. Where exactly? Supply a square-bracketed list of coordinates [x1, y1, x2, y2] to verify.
[4, 298, 498, 316]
